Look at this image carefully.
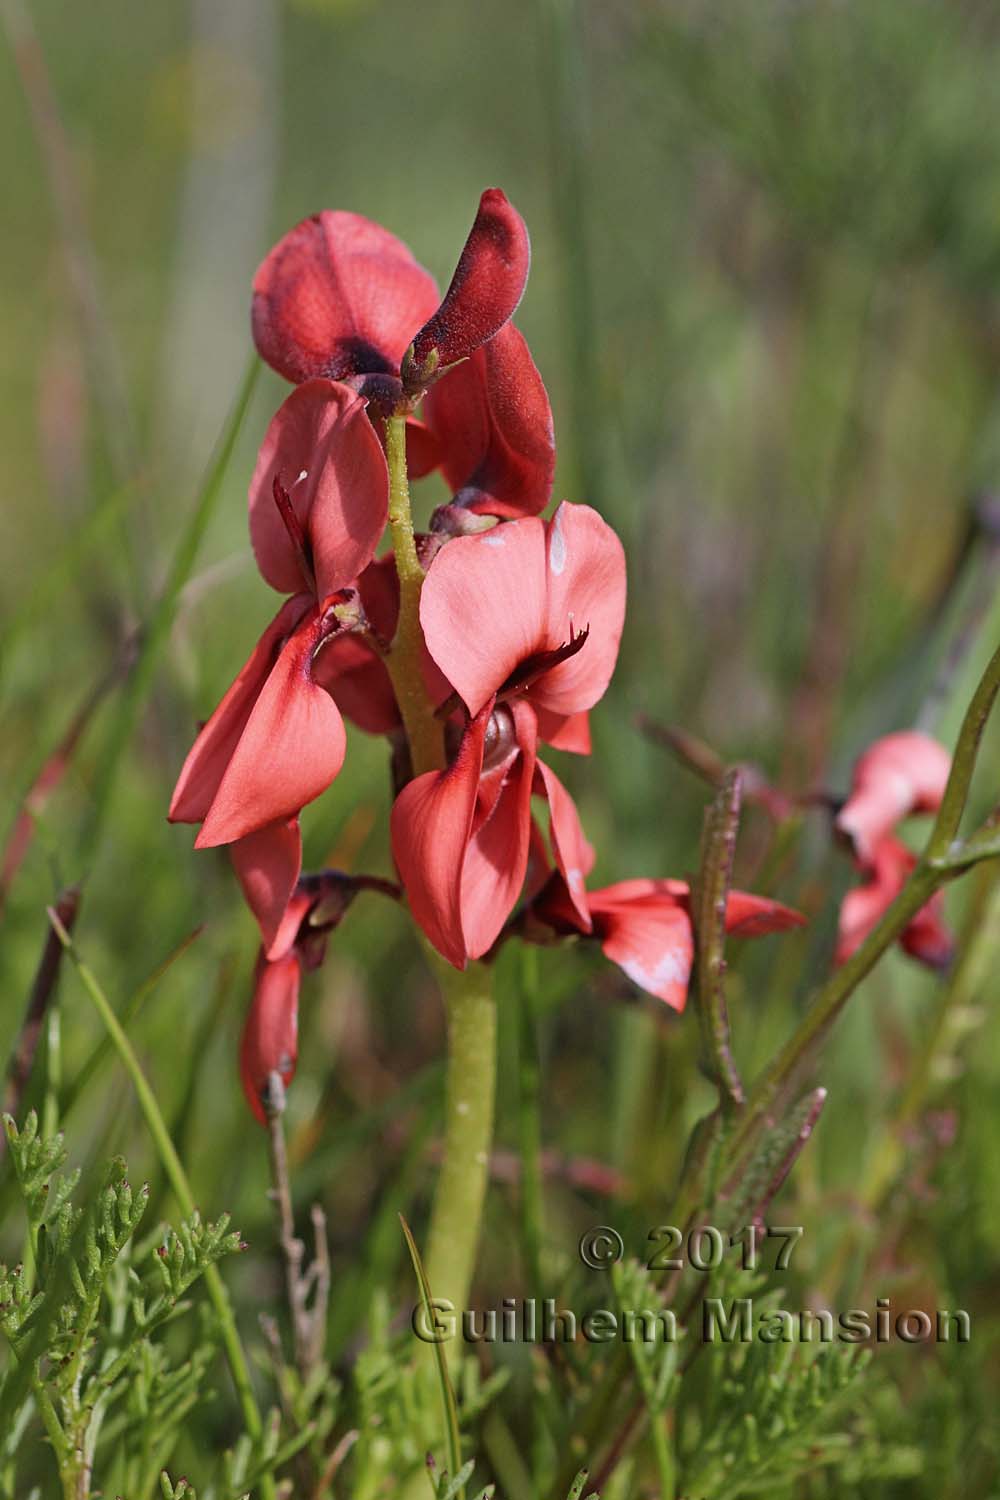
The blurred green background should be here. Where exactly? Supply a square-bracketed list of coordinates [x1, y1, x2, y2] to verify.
[3, 0, 1000, 1492]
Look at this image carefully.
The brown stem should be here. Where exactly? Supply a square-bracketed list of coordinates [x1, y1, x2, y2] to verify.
[2, 887, 80, 1135]
[264, 1072, 329, 1383]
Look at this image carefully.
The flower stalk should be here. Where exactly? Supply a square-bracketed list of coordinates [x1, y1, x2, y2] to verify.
[423, 954, 497, 1325]
[383, 411, 445, 777]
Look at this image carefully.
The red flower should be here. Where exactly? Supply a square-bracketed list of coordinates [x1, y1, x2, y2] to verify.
[390, 503, 626, 965]
[834, 730, 954, 971]
[168, 594, 348, 847]
[835, 730, 951, 864]
[836, 834, 953, 970]
[531, 872, 805, 1011]
[238, 866, 400, 1122]
[252, 191, 553, 520]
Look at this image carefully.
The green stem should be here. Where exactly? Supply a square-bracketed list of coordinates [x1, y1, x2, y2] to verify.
[383, 413, 445, 777]
[46, 910, 275, 1500]
[424, 957, 497, 1322]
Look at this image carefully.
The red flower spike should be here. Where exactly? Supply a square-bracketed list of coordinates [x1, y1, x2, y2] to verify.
[423, 322, 555, 518]
[239, 951, 301, 1126]
[230, 818, 308, 960]
[836, 834, 954, 971]
[404, 189, 531, 386]
[836, 730, 951, 864]
[169, 595, 347, 848]
[248, 380, 388, 599]
[251, 211, 439, 384]
[420, 502, 626, 726]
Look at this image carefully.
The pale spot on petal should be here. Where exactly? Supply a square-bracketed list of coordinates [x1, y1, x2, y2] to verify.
[482, 533, 506, 548]
[549, 506, 567, 575]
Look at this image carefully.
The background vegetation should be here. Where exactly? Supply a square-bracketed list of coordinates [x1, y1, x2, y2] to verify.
[2, 0, 1000, 1494]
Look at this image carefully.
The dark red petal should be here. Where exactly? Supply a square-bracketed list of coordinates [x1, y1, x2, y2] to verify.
[313, 633, 399, 735]
[406, 416, 441, 479]
[390, 700, 493, 967]
[423, 323, 554, 518]
[248, 380, 388, 598]
[196, 604, 347, 847]
[169, 595, 312, 826]
[405, 190, 530, 378]
[724, 890, 807, 938]
[239, 951, 301, 1126]
[252, 211, 439, 384]
[230, 818, 307, 960]
[900, 891, 955, 970]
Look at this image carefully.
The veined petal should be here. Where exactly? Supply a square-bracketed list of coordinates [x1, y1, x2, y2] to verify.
[390, 701, 492, 968]
[532, 504, 627, 717]
[424, 323, 554, 518]
[239, 951, 301, 1126]
[406, 190, 530, 377]
[196, 603, 347, 847]
[420, 517, 549, 717]
[248, 380, 388, 598]
[169, 595, 312, 826]
[252, 210, 439, 383]
[230, 818, 306, 960]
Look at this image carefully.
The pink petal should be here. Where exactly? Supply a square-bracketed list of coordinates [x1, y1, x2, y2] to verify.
[248, 380, 388, 598]
[239, 951, 301, 1126]
[423, 323, 554, 518]
[196, 603, 347, 847]
[532, 504, 627, 717]
[252, 210, 439, 384]
[588, 886, 695, 1012]
[836, 730, 951, 863]
[534, 707, 591, 754]
[169, 595, 312, 826]
[836, 833, 952, 970]
[420, 517, 549, 717]
[459, 699, 539, 958]
[406, 190, 530, 376]
[533, 758, 594, 930]
[390, 701, 492, 967]
[230, 818, 307, 959]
